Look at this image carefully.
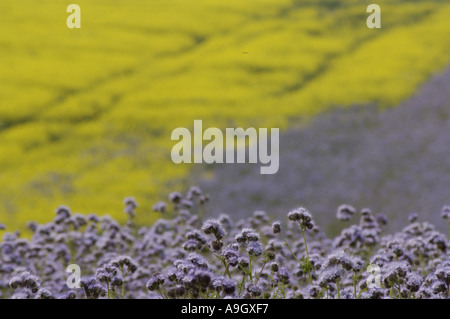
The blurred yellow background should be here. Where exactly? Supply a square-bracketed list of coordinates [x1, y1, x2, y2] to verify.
[0, 0, 449, 230]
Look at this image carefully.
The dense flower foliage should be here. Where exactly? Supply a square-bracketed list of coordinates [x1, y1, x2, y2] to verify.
[0, 186, 449, 299]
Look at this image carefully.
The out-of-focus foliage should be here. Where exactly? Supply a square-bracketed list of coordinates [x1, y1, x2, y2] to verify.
[0, 0, 450, 230]
[196, 67, 450, 235]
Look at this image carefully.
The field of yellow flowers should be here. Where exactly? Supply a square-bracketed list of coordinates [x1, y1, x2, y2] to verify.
[1, 0, 450, 230]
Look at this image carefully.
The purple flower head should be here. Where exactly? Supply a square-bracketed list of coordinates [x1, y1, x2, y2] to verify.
[152, 202, 167, 213]
[146, 274, 165, 291]
[246, 241, 263, 257]
[169, 192, 183, 204]
[201, 219, 226, 240]
[337, 205, 356, 221]
[441, 206, 450, 220]
[288, 207, 315, 229]
[272, 221, 281, 234]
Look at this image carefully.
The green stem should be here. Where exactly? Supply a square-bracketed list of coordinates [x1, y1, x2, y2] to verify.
[107, 282, 111, 299]
[214, 253, 232, 278]
[223, 261, 231, 278]
[238, 274, 246, 296]
[271, 272, 276, 299]
[298, 223, 313, 284]
[300, 225, 310, 261]
[255, 261, 267, 285]
[336, 278, 341, 299]
[161, 284, 169, 299]
[280, 234, 302, 265]
[120, 266, 126, 298]
[248, 254, 253, 281]
[238, 264, 249, 276]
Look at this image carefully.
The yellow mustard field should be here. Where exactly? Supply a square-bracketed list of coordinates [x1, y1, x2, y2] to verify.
[0, 0, 449, 230]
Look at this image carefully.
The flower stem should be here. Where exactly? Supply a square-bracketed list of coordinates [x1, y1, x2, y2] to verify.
[107, 282, 110, 299]
[298, 223, 313, 284]
[280, 233, 302, 265]
[255, 261, 267, 285]
[336, 278, 341, 299]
